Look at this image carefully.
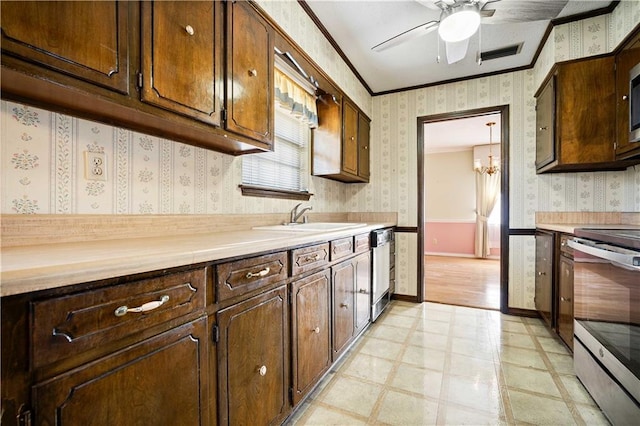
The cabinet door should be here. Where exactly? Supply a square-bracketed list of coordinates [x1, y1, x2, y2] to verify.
[141, 1, 222, 126]
[534, 231, 554, 328]
[558, 256, 574, 351]
[342, 100, 359, 176]
[291, 270, 331, 405]
[33, 317, 209, 425]
[332, 260, 355, 360]
[1, 1, 129, 94]
[615, 33, 640, 159]
[354, 252, 371, 333]
[217, 286, 289, 426]
[556, 56, 616, 166]
[226, 0, 274, 145]
[535, 77, 555, 169]
[358, 113, 370, 180]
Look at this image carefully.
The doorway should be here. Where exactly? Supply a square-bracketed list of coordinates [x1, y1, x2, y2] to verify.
[417, 106, 509, 313]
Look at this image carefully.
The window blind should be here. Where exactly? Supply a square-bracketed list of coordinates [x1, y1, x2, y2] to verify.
[242, 107, 309, 192]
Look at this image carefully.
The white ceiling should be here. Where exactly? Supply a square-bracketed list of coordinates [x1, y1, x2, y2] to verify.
[304, 0, 614, 94]
[425, 112, 501, 153]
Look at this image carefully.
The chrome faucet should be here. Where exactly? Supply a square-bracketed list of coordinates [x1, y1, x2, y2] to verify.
[290, 203, 312, 224]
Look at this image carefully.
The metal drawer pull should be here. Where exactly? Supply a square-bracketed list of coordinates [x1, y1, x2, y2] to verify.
[304, 254, 320, 262]
[258, 365, 267, 376]
[114, 295, 170, 317]
[246, 267, 270, 279]
[340, 303, 349, 309]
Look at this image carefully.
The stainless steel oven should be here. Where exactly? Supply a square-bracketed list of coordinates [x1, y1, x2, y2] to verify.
[569, 229, 640, 424]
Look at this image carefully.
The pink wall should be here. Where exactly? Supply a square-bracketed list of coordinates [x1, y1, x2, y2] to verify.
[424, 222, 500, 257]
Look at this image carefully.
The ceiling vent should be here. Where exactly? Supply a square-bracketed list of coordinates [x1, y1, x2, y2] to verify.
[480, 43, 523, 62]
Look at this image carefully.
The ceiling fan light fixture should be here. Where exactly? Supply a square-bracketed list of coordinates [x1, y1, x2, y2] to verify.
[438, 4, 481, 43]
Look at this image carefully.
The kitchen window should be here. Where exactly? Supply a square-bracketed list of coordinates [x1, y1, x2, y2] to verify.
[240, 61, 317, 200]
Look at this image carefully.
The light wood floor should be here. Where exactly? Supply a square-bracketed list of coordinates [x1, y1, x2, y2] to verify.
[424, 255, 501, 311]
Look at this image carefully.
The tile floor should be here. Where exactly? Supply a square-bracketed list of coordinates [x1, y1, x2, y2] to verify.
[287, 301, 610, 425]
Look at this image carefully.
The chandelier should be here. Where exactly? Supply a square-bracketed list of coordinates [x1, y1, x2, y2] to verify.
[474, 121, 500, 176]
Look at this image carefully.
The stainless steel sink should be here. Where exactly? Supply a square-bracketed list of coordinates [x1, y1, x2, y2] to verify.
[253, 222, 367, 232]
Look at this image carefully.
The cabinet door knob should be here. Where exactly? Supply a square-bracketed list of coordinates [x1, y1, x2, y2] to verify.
[358, 288, 367, 294]
[114, 295, 170, 317]
[248, 69, 258, 77]
[258, 365, 267, 376]
[246, 267, 270, 279]
[560, 297, 571, 302]
[539, 126, 548, 131]
[313, 327, 320, 334]
[340, 303, 349, 308]
[623, 95, 628, 101]
[537, 271, 546, 276]
[185, 25, 195, 36]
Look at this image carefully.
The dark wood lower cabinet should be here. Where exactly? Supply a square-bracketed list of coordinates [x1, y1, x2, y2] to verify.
[291, 270, 331, 405]
[2, 235, 376, 426]
[535, 230, 555, 328]
[558, 249, 574, 350]
[217, 285, 290, 426]
[354, 252, 371, 334]
[32, 317, 209, 425]
[332, 260, 355, 361]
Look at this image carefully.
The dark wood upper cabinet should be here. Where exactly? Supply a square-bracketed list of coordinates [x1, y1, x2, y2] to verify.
[312, 96, 370, 183]
[535, 55, 640, 173]
[1, 1, 129, 94]
[535, 77, 555, 170]
[358, 113, 371, 180]
[342, 100, 359, 176]
[140, 1, 223, 126]
[225, 0, 274, 146]
[615, 29, 640, 161]
[1, 0, 275, 156]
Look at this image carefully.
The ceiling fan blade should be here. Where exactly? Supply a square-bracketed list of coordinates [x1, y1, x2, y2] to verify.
[372, 20, 439, 52]
[445, 39, 470, 64]
[483, 0, 569, 23]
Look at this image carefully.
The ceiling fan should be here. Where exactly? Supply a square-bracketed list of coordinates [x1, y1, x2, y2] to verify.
[371, 0, 569, 64]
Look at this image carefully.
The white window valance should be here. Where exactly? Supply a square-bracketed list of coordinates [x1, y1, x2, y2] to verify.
[274, 67, 318, 128]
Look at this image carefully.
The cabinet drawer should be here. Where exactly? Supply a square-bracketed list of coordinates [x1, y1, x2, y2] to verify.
[31, 268, 206, 369]
[291, 243, 329, 276]
[354, 233, 370, 253]
[330, 237, 353, 261]
[216, 252, 288, 302]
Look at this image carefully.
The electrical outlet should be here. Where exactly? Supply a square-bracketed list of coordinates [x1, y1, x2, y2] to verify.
[84, 151, 107, 181]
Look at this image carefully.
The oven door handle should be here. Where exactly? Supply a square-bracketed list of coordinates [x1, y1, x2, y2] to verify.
[569, 238, 640, 272]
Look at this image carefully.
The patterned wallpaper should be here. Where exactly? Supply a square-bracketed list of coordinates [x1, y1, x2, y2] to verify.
[346, 1, 640, 305]
[1, 101, 349, 215]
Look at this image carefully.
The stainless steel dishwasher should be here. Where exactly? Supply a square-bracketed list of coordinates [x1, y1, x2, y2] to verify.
[371, 228, 394, 321]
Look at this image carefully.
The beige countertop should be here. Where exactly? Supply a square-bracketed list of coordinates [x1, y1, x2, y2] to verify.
[1, 223, 393, 298]
[536, 223, 640, 234]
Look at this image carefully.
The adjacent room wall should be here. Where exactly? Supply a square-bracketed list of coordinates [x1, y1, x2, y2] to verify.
[424, 150, 476, 256]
